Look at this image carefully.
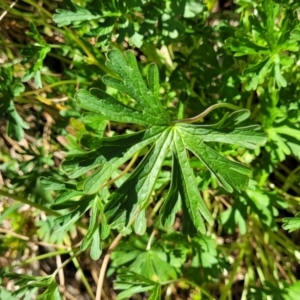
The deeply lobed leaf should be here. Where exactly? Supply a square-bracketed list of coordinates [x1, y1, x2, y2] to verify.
[66, 50, 267, 235]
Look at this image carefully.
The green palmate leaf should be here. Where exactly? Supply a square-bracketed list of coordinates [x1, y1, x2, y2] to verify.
[191, 236, 219, 268]
[266, 123, 300, 162]
[67, 49, 267, 235]
[129, 250, 177, 282]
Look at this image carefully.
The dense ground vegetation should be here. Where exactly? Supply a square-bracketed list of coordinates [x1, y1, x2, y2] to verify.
[1, 0, 300, 299]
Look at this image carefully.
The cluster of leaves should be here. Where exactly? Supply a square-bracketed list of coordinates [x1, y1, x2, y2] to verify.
[227, 1, 300, 90]
[0, 68, 28, 141]
[1, 0, 300, 299]
[109, 233, 227, 298]
[53, 0, 207, 48]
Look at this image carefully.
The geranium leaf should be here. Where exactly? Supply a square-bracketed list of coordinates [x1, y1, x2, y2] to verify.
[65, 49, 267, 235]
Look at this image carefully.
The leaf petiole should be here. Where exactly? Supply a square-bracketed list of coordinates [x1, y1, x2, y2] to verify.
[172, 103, 241, 124]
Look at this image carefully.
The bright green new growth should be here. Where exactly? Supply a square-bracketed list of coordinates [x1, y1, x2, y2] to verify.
[65, 50, 267, 236]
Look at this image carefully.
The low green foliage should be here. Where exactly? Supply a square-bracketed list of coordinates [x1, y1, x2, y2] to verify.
[0, 68, 29, 141]
[1, 0, 300, 299]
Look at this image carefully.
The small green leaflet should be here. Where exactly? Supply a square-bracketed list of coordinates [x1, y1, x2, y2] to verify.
[53, 3, 102, 27]
[282, 212, 300, 233]
[64, 49, 267, 236]
[22, 23, 51, 88]
[0, 68, 29, 141]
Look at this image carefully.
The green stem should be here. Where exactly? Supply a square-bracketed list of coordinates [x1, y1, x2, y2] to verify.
[23, 0, 52, 18]
[70, 253, 96, 300]
[220, 248, 245, 300]
[0, 190, 88, 229]
[274, 170, 300, 195]
[19, 250, 71, 266]
[150, 197, 164, 218]
[21, 80, 90, 96]
[282, 165, 300, 192]
[172, 103, 241, 124]
[47, 52, 73, 64]
[63, 27, 110, 73]
[271, 230, 300, 254]
[246, 91, 253, 111]
[241, 272, 249, 300]
[0, 190, 60, 217]
[52, 251, 80, 277]
[146, 230, 156, 250]
[96, 151, 140, 193]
